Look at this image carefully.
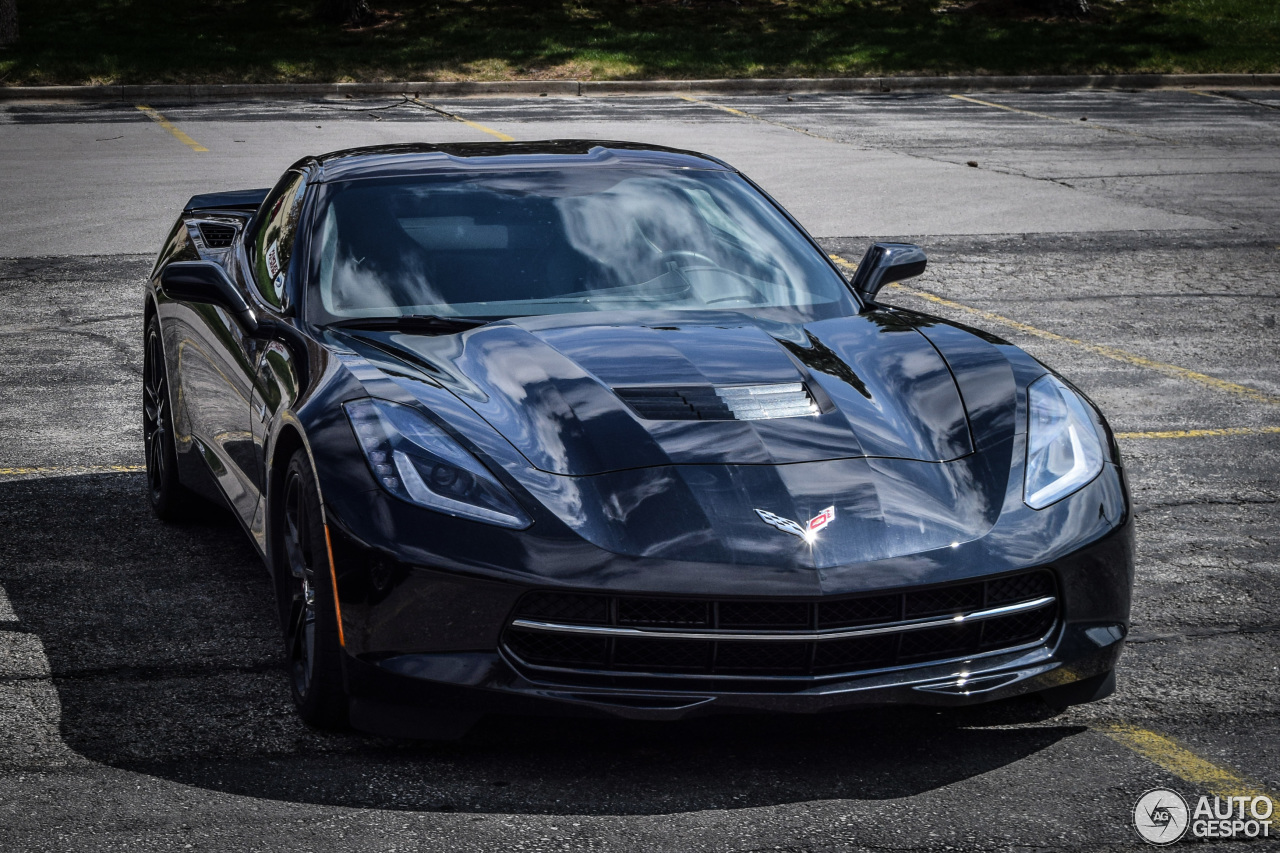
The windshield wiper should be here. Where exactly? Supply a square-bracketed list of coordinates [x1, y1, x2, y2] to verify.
[326, 314, 490, 334]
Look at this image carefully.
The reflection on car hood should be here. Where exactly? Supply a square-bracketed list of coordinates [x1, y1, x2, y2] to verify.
[335, 309, 1028, 567]
[345, 309, 978, 476]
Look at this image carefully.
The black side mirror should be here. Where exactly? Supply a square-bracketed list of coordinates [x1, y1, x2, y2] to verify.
[160, 261, 259, 333]
[848, 242, 927, 304]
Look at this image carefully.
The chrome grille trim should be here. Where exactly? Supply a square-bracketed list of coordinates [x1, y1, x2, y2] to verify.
[502, 570, 1060, 683]
[505, 637, 1051, 684]
[511, 596, 1055, 642]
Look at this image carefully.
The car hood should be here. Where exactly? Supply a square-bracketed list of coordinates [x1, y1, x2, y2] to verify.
[341, 309, 977, 477]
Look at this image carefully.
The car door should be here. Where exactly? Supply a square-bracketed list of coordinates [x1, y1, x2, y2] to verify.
[161, 250, 262, 529]
[243, 171, 311, 549]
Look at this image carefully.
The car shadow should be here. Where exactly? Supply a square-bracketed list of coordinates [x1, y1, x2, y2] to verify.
[0, 472, 1082, 816]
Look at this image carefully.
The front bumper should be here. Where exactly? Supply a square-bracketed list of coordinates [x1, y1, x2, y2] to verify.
[327, 504, 1134, 734]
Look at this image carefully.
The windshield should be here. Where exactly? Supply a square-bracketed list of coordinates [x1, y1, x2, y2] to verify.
[307, 167, 857, 323]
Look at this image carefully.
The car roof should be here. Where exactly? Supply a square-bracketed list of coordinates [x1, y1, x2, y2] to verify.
[306, 140, 736, 182]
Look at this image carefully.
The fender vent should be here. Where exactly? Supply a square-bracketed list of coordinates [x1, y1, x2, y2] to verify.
[617, 383, 818, 421]
[198, 223, 237, 249]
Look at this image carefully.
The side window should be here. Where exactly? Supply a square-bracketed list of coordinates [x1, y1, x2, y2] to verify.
[251, 172, 308, 309]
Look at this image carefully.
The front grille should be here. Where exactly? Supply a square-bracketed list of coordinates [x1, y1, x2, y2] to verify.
[719, 600, 811, 629]
[502, 570, 1058, 685]
[517, 591, 610, 625]
[615, 383, 818, 421]
[905, 584, 984, 617]
[618, 597, 710, 628]
[197, 223, 237, 249]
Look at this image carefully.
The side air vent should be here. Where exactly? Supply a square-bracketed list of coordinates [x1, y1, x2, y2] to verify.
[617, 383, 818, 421]
[198, 223, 237, 249]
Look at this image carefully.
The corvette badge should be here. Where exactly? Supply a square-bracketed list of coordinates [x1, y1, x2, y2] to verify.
[755, 506, 835, 540]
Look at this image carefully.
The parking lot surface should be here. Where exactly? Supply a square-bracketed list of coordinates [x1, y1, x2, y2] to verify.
[0, 89, 1277, 851]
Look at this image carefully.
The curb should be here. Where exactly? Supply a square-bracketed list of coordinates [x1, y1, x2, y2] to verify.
[1, 74, 1279, 102]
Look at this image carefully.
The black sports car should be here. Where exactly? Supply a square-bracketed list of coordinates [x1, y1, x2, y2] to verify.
[144, 141, 1133, 737]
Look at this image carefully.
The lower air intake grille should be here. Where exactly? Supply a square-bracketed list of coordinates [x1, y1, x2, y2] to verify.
[503, 570, 1057, 686]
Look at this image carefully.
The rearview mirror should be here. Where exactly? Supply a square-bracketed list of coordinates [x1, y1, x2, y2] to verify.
[160, 261, 259, 333]
[848, 242, 927, 304]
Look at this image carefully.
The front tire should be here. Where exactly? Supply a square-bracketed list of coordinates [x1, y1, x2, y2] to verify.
[277, 449, 349, 729]
[143, 316, 196, 520]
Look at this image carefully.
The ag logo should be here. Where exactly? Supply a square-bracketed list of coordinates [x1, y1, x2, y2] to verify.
[1134, 788, 1190, 845]
[755, 506, 835, 542]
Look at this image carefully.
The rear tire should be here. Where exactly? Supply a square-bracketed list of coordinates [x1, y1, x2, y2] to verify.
[277, 449, 349, 729]
[143, 316, 197, 520]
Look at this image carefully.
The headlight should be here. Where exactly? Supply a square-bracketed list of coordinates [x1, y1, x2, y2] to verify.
[344, 398, 531, 529]
[1024, 375, 1105, 509]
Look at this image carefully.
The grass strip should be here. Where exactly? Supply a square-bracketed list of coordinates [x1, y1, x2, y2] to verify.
[1, 0, 1277, 86]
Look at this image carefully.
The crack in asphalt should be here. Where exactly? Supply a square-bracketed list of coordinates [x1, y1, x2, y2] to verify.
[1052, 170, 1280, 180]
[1206, 91, 1280, 112]
[1127, 622, 1280, 644]
[1144, 497, 1279, 510]
[962, 292, 1280, 301]
[8, 325, 144, 377]
[0, 312, 137, 334]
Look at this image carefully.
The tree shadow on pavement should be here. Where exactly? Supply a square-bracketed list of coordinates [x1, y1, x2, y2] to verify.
[0, 472, 1082, 815]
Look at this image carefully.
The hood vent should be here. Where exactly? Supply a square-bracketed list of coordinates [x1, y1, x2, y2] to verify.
[716, 383, 820, 420]
[197, 223, 237, 249]
[617, 383, 819, 421]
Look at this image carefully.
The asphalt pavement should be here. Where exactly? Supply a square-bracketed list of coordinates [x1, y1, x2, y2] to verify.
[0, 89, 1278, 852]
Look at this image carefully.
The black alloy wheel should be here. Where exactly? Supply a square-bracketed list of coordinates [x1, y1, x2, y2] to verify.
[279, 449, 348, 729]
[143, 317, 194, 519]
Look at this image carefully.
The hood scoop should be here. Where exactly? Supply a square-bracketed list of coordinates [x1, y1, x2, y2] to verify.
[616, 383, 820, 422]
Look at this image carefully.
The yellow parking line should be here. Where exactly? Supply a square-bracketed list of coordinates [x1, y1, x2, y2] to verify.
[1116, 426, 1280, 440]
[135, 105, 209, 153]
[0, 464, 144, 478]
[948, 94, 1164, 141]
[827, 253, 1280, 408]
[678, 95, 833, 142]
[452, 116, 515, 142]
[410, 98, 515, 142]
[678, 94, 757, 120]
[1101, 724, 1277, 804]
